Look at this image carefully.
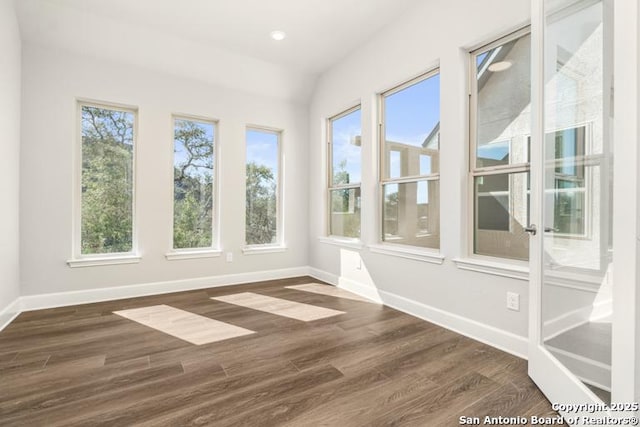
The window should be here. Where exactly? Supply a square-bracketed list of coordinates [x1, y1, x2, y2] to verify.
[328, 106, 362, 238]
[470, 29, 531, 261]
[172, 116, 216, 250]
[380, 70, 440, 249]
[246, 127, 281, 246]
[547, 126, 587, 237]
[79, 102, 136, 255]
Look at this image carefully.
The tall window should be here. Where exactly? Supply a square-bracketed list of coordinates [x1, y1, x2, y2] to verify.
[380, 70, 440, 249]
[80, 103, 135, 255]
[328, 106, 362, 238]
[470, 29, 531, 261]
[547, 126, 587, 237]
[246, 128, 280, 246]
[172, 117, 215, 249]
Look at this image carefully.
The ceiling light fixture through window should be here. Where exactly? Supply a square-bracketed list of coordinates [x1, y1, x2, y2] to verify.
[270, 30, 286, 41]
[488, 61, 513, 72]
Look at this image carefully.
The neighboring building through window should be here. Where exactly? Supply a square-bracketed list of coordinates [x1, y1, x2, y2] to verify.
[471, 29, 532, 261]
[380, 70, 441, 249]
[80, 103, 136, 255]
[172, 117, 215, 249]
[548, 126, 587, 237]
[328, 106, 362, 238]
[246, 127, 280, 246]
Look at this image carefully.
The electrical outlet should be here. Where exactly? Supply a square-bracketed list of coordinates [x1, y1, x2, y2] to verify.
[506, 292, 520, 311]
[226, 252, 233, 262]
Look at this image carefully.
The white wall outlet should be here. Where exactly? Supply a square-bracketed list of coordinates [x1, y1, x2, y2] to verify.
[506, 292, 520, 311]
[226, 252, 233, 262]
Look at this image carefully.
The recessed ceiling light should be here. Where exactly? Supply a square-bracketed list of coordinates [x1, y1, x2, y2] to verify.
[488, 61, 513, 72]
[270, 30, 286, 41]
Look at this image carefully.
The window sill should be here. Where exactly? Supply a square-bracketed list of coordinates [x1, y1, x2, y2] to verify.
[368, 243, 444, 265]
[317, 236, 364, 250]
[242, 245, 288, 255]
[165, 249, 222, 261]
[453, 257, 529, 281]
[67, 254, 142, 268]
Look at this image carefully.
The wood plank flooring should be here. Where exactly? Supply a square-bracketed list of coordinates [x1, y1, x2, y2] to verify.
[0, 276, 562, 426]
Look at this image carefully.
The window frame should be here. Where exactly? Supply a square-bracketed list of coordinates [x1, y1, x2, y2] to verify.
[468, 26, 532, 263]
[326, 104, 362, 240]
[542, 122, 595, 240]
[378, 68, 441, 250]
[70, 99, 139, 266]
[244, 125, 284, 250]
[167, 113, 220, 258]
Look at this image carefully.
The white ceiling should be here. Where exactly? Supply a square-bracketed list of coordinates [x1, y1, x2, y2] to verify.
[16, 0, 423, 74]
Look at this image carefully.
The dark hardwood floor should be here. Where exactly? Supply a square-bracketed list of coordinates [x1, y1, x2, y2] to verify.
[0, 276, 561, 426]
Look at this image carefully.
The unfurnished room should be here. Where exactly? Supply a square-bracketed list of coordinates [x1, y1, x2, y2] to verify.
[1, 0, 639, 425]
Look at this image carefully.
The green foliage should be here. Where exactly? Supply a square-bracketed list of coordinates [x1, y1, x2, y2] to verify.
[383, 188, 399, 236]
[173, 120, 214, 248]
[81, 106, 134, 254]
[329, 160, 360, 238]
[332, 159, 350, 185]
[246, 162, 277, 245]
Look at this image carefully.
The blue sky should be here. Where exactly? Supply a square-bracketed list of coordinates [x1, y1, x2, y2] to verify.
[331, 74, 441, 188]
[331, 108, 362, 184]
[173, 123, 279, 181]
[384, 73, 440, 147]
[174, 119, 214, 178]
[246, 129, 279, 174]
[385, 74, 440, 185]
[384, 181, 430, 206]
[477, 51, 488, 68]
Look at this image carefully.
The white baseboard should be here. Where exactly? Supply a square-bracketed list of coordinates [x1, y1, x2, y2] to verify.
[310, 267, 528, 359]
[0, 297, 22, 332]
[379, 288, 528, 359]
[543, 299, 612, 341]
[19, 266, 310, 312]
[4, 265, 529, 361]
[547, 345, 611, 391]
[337, 277, 383, 304]
[308, 269, 384, 304]
[307, 267, 339, 286]
[543, 306, 592, 341]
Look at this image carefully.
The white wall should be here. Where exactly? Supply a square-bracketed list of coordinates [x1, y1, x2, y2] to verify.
[0, 0, 22, 325]
[20, 43, 309, 296]
[14, 0, 316, 104]
[308, 0, 532, 352]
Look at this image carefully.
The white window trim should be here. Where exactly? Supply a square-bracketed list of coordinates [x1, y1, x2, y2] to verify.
[369, 243, 444, 265]
[70, 99, 139, 267]
[242, 244, 288, 255]
[244, 125, 284, 248]
[327, 105, 362, 239]
[468, 26, 532, 262]
[67, 254, 142, 268]
[453, 257, 529, 281]
[168, 114, 220, 255]
[379, 68, 441, 251]
[165, 249, 222, 261]
[318, 236, 364, 250]
[540, 122, 595, 240]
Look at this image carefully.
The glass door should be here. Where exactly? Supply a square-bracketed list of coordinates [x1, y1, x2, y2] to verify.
[528, 0, 614, 418]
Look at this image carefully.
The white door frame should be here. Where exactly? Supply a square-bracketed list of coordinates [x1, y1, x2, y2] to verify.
[527, 0, 640, 420]
[611, 0, 639, 406]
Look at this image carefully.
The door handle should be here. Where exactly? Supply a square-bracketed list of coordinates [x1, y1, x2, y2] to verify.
[524, 224, 537, 235]
[544, 227, 559, 233]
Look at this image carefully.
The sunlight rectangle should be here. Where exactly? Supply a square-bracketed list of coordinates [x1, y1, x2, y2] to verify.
[113, 304, 254, 345]
[211, 292, 345, 321]
[285, 283, 372, 303]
